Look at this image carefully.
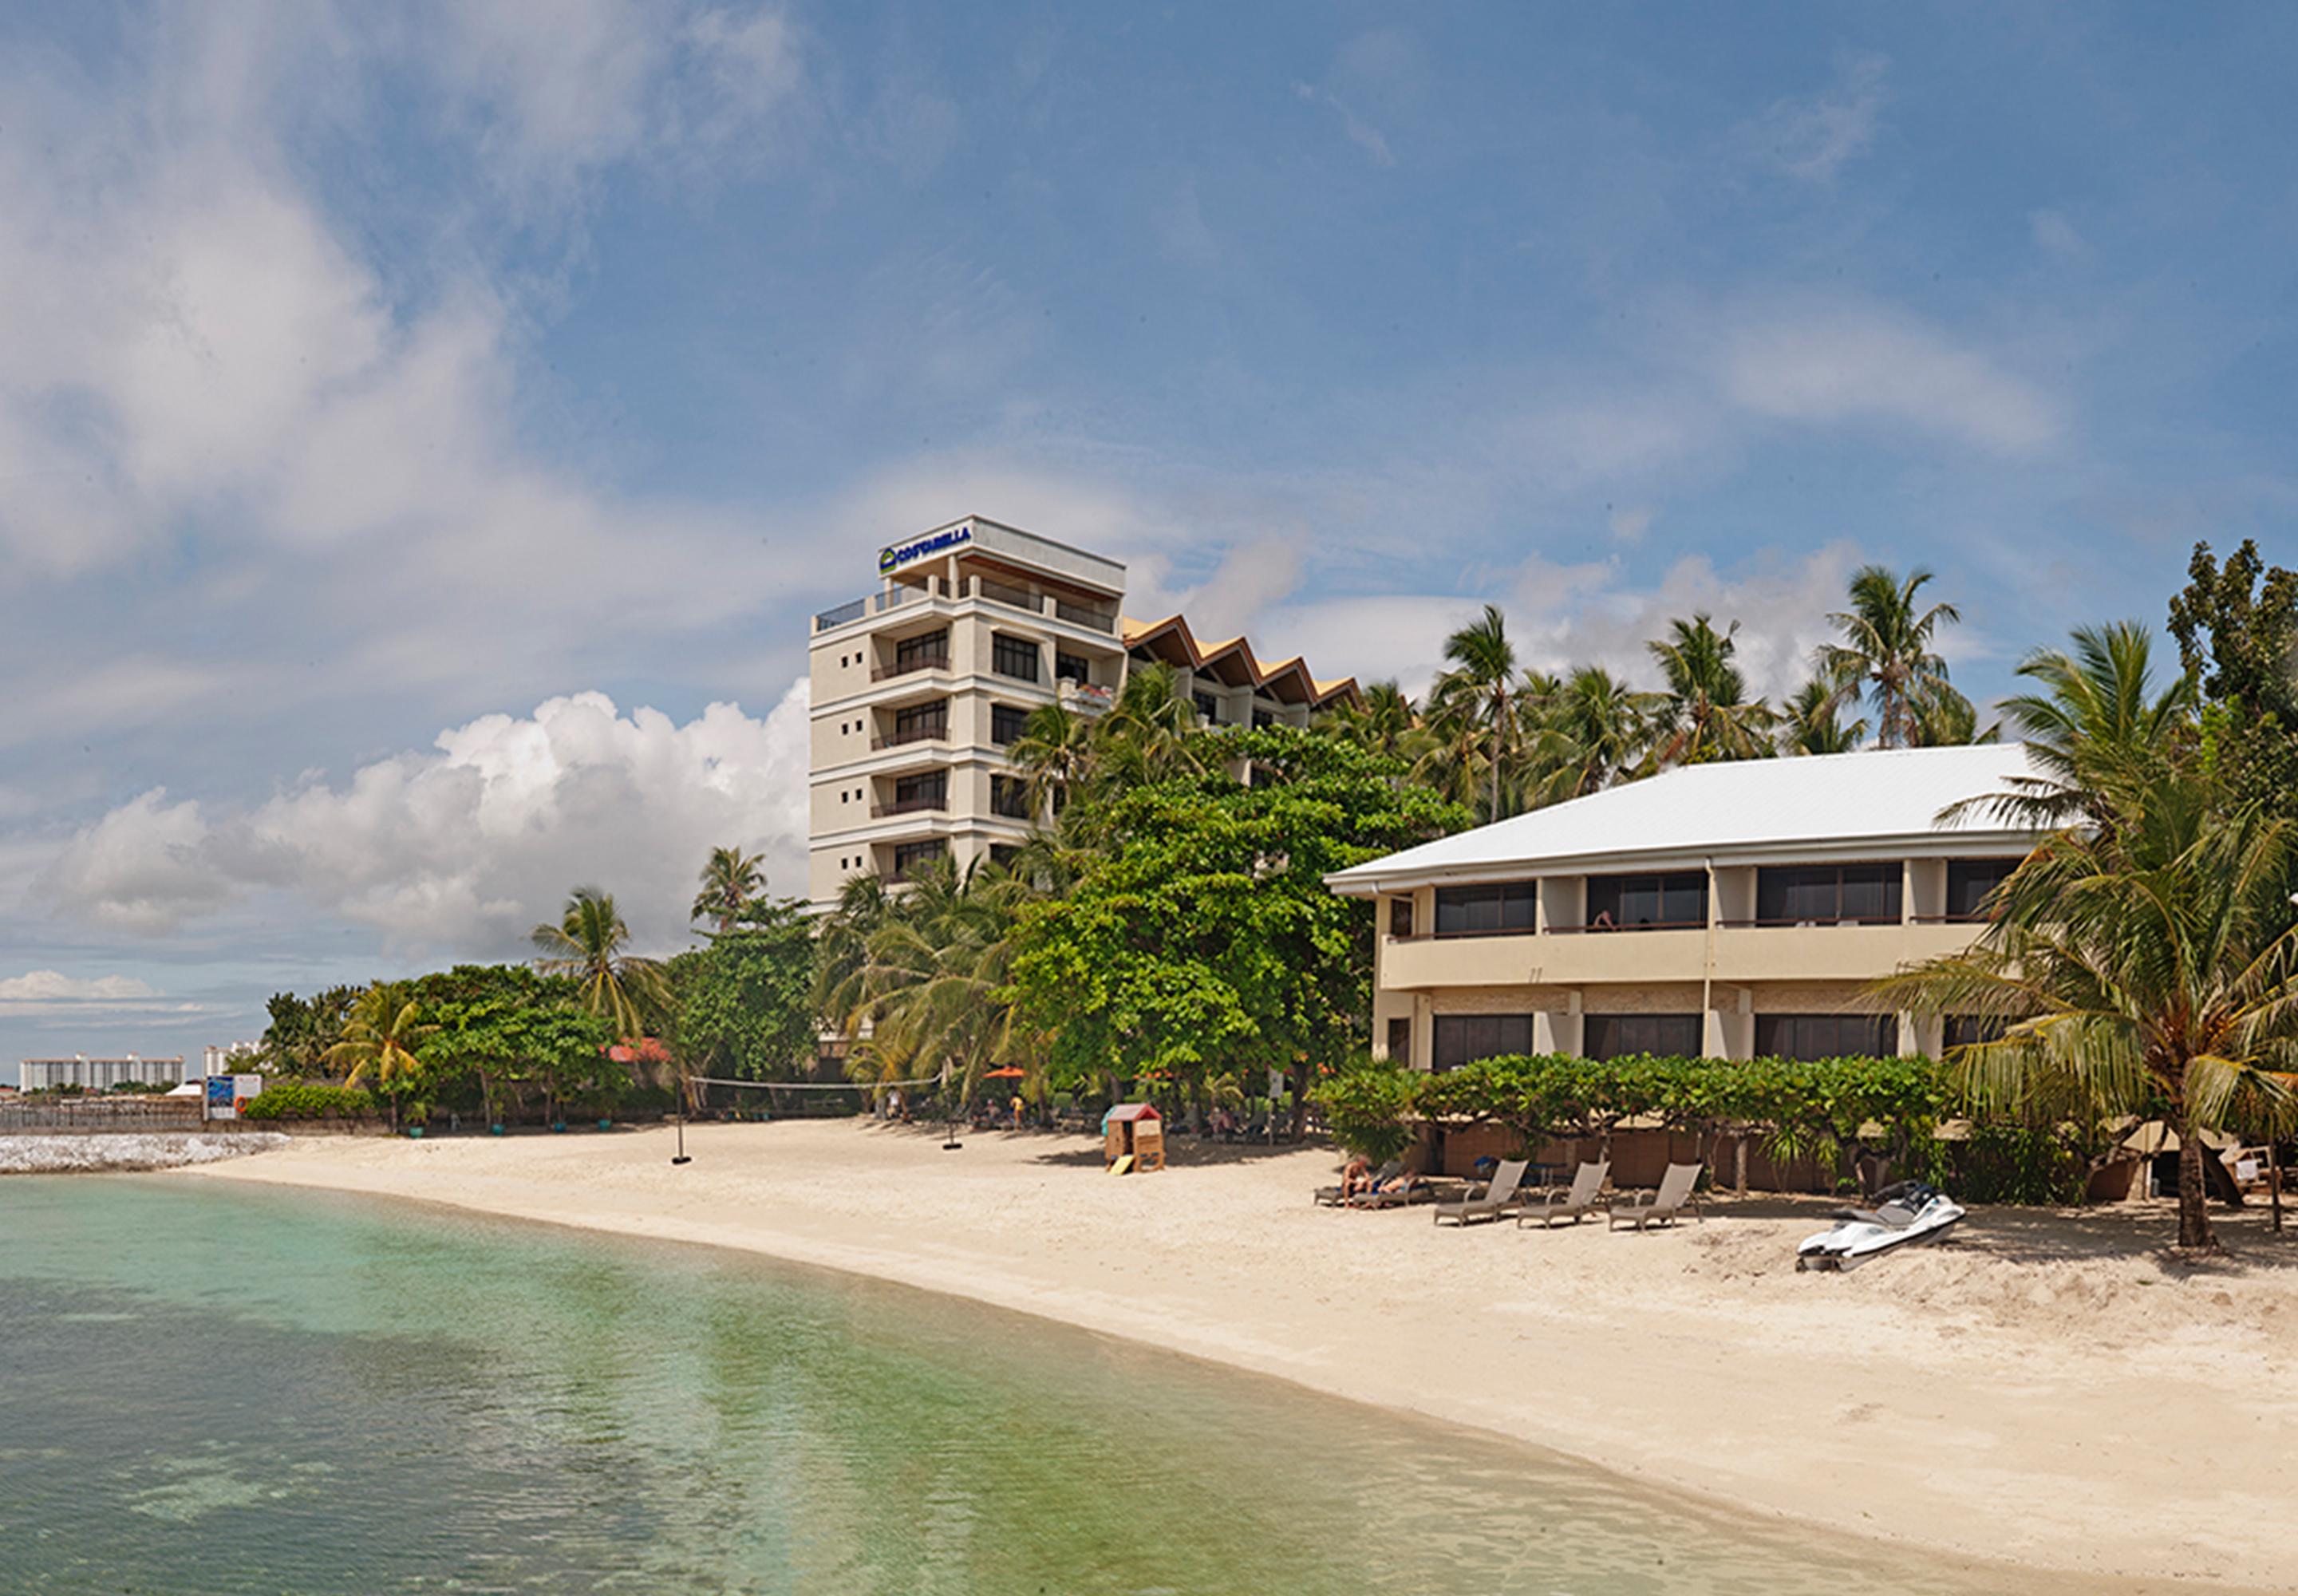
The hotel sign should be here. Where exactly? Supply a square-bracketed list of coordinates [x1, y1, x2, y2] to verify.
[879, 521, 973, 575]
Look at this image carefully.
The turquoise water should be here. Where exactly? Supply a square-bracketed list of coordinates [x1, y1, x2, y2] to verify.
[0, 1177, 2049, 1595]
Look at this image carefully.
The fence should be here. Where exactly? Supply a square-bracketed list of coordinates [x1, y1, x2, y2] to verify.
[0, 1097, 241, 1134]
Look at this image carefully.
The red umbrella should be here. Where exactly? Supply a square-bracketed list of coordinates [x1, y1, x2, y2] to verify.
[983, 1066, 1025, 1080]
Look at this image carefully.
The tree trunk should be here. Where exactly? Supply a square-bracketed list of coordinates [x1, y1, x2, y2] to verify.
[2174, 1106, 2219, 1252]
[1289, 1063, 1309, 1141]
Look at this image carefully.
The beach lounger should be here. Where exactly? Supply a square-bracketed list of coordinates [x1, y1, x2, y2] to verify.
[1316, 1158, 1400, 1207]
[1344, 1172, 1431, 1209]
[1433, 1159, 1529, 1227]
[1607, 1162, 1704, 1231]
[1517, 1159, 1610, 1228]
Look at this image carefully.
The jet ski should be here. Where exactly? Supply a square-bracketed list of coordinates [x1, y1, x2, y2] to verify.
[1795, 1180, 1965, 1272]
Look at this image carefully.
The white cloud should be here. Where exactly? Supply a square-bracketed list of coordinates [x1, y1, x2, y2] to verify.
[2029, 208, 2088, 258]
[1293, 81, 1397, 168]
[1607, 505, 1654, 546]
[1716, 304, 2061, 455]
[0, 970, 162, 1003]
[1171, 536, 1307, 642]
[39, 685, 812, 954]
[1745, 53, 1889, 184]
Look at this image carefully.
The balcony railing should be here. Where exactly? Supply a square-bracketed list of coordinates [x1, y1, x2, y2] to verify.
[873, 654, 950, 681]
[871, 796, 947, 818]
[871, 728, 946, 750]
[1054, 597, 1119, 633]
[814, 582, 927, 634]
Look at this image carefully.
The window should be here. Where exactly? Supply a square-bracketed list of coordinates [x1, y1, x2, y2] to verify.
[1431, 1014, 1538, 1073]
[1755, 863, 1901, 925]
[1583, 1013, 1703, 1061]
[1943, 1014, 2006, 1051]
[1252, 708, 1273, 729]
[990, 703, 1029, 745]
[891, 701, 946, 745]
[1434, 882, 1537, 936]
[1755, 1014, 1899, 1061]
[1386, 1017, 1412, 1068]
[893, 630, 949, 674]
[1388, 896, 1416, 938]
[1585, 871, 1705, 930]
[891, 840, 947, 880]
[991, 775, 1030, 819]
[990, 843, 1021, 868]
[890, 772, 946, 812]
[991, 633, 1040, 681]
[1193, 691, 1219, 722]
[1055, 651, 1090, 684]
[1945, 858, 2020, 920]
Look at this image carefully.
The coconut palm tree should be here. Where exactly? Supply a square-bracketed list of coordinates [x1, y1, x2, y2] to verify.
[840, 858, 1033, 1108]
[324, 982, 436, 1131]
[1320, 680, 1423, 767]
[1779, 678, 1868, 756]
[1096, 661, 1203, 788]
[531, 887, 666, 1041]
[1432, 604, 1521, 824]
[1008, 701, 1096, 816]
[1534, 665, 1663, 799]
[1818, 565, 1962, 749]
[691, 845, 767, 934]
[1876, 764, 2298, 1253]
[1647, 614, 1775, 765]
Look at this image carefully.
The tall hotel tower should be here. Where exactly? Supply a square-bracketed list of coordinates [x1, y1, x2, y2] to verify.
[807, 516, 1356, 910]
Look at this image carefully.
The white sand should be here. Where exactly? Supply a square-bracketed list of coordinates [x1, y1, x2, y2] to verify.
[182, 1120, 2298, 1589]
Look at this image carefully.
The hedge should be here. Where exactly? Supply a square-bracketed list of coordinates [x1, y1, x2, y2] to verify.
[240, 1082, 379, 1121]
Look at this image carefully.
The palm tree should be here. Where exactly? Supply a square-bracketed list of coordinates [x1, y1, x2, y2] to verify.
[691, 845, 766, 934]
[1818, 565, 1961, 748]
[324, 982, 436, 1131]
[532, 887, 666, 1041]
[1648, 615, 1775, 764]
[1779, 678, 1868, 756]
[1320, 680, 1422, 767]
[1433, 604, 1521, 824]
[1536, 665, 1661, 799]
[1908, 683, 1996, 748]
[1876, 764, 2298, 1253]
[1008, 701, 1095, 816]
[1096, 661, 1202, 788]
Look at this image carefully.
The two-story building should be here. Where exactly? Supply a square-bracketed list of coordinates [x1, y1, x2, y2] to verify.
[1325, 743, 2047, 1070]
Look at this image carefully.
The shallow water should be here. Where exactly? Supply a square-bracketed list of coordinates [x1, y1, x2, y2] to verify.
[0, 1176, 2059, 1594]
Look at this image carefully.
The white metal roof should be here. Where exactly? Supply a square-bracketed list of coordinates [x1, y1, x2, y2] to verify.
[1328, 743, 2046, 893]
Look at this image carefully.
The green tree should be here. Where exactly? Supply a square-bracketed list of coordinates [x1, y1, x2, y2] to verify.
[839, 858, 1031, 1106]
[2168, 538, 2298, 819]
[1818, 564, 1962, 749]
[422, 997, 614, 1128]
[1533, 666, 1662, 798]
[262, 986, 357, 1076]
[691, 845, 768, 934]
[531, 887, 666, 1040]
[1647, 614, 1774, 764]
[1007, 701, 1096, 816]
[1006, 729, 1467, 1132]
[1430, 603, 1522, 823]
[1779, 677, 1867, 755]
[323, 982, 436, 1129]
[668, 900, 818, 1084]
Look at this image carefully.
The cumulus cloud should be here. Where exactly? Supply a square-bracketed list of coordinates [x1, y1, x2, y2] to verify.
[1716, 305, 2060, 455]
[40, 685, 811, 954]
[0, 971, 162, 1003]
[1745, 53, 1889, 184]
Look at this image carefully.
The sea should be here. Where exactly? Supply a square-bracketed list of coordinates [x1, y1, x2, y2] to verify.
[0, 1175, 2058, 1594]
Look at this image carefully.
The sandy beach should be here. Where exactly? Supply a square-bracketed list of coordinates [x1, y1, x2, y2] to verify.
[181, 1121, 2298, 1589]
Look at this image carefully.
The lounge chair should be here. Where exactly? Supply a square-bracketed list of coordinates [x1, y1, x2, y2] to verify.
[1433, 1159, 1530, 1227]
[1608, 1162, 1704, 1231]
[1316, 1158, 1400, 1207]
[1517, 1159, 1610, 1228]
[1345, 1171, 1431, 1209]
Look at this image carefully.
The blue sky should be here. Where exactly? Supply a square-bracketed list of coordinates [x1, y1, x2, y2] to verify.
[2, 2, 2294, 1068]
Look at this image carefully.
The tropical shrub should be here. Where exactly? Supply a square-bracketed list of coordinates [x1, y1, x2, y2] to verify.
[242, 1082, 378, 1120]
[1310, 1056, 1419, 1163]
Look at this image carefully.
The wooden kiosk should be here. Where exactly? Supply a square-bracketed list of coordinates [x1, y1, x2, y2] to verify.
[1103, 1104, 1165, 1173]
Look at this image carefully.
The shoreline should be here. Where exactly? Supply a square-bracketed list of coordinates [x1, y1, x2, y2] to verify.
[177, 1120, 2298, 1590]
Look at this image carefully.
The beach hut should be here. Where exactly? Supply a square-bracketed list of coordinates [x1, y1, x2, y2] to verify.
[1103, 1104, 1165, 1173]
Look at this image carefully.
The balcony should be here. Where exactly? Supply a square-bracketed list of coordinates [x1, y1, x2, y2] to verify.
[871, 796, 947, 819]
[1379, 918, 1991, 991]
[814, 583, 927, 634]
[873, 654, 950, 682]
[871, 727, 946, 751]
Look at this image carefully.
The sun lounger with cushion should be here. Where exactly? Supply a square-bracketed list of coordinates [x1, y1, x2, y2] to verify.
[1608, 1162, 1704, 1231]
[1518, 1159, 1610, 1227]
[1433, 1159, 1530, 1227]
[1315, 1158, 1400, 1207]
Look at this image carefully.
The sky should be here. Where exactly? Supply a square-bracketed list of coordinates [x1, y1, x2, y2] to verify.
[2, 1, 2295, 1069]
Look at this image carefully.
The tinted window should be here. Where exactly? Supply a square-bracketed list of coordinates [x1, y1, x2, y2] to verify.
[1945, 858, 2020, 919]
[1943, 1014, 2006, 1051]
[893, 772, 946, 808]
[1431, 1014, 1538, 1072]
[1054, 651, 1090, 684]
[1386, 1017, 1412, 1068]
[1582, 1013, 1703, 1060]
[1193, 691, 1219, 722]
[990, 776, 1029, 818]
[893, 701, 947, 742]
[1586, 871, 1706, 929]
[989, 704, 1029, 745]
[1434, 882, 1538, 935]
[991, 633, 1040, 681]
[894, 630, 949, 672]
[1755, 863, 1901, 923]
[1388, 896, 1416, 938]
[1754, 1014, 1898, 1061]
[890, 840, 948, 880]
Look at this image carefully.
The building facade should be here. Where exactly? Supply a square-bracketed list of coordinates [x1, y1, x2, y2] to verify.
[1326, 744, 2046, 1069]
[20, 1056, 195, 1091]
[808, 516, 1354, 911]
